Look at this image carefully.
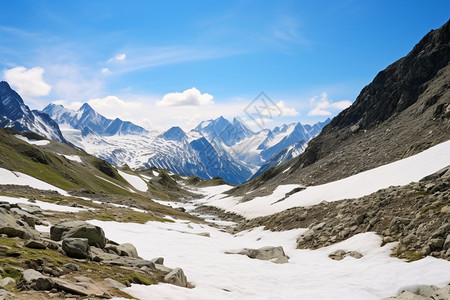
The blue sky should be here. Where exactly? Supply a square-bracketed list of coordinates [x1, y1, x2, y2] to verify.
[1, 1, 449, 131]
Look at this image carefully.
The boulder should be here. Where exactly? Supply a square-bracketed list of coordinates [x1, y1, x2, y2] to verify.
[0, 208, 39, 239]
[0, 289, 14, 300]
[329, 250, 363, 261]
[21, 269, 53, 291]
[151, 257, 164, 265]
[62, 238, 89, 259]
[24, 240, 47, 250]
[105, 243, 139, 258]
[232, 246, 289, 264]
[164, 268, 187, 287]
[10, 208, 38, 227]
[104, 278, 126, 290]
[0, 277, 15, 289]
[63, 263, 79, 272]
[50, 221, 106, 248]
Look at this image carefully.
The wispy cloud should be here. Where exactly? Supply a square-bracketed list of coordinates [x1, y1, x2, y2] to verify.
[106, 46, 242, 75]
[308, 92, 351, 116]
[108, 53, 126, 63]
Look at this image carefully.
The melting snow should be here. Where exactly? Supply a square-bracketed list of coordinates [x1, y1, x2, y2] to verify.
[15, 135, 50, 146]
[0, 167, 69, 196]
[59, 154, 83, 163]
[96, 219, 450, 300]
[0, 195, 85, 212]
[118, 170, 148, 192]
[204, 139, 450, 219]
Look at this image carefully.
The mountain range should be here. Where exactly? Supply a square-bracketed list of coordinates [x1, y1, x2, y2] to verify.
[43, 104, 329, 184]
[0, 83, 329, 184]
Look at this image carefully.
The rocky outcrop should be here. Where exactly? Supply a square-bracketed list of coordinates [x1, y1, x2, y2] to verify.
[0, 206, 39, 239]
[50, 221, 107, 248]
[231, 19, 450, 197]
[237, 168, 450, 261]
[384, 284, 450, 299]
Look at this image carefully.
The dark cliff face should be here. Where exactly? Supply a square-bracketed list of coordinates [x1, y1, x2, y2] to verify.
[330, 20, 450, 131]
[231, 19, 450, 196]
[294, 19, 450, 170]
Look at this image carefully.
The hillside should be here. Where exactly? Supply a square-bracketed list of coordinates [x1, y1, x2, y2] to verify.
[231, 19, 450, 197]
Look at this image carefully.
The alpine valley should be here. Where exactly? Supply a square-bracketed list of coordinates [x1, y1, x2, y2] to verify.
[0, 12, 449, 300]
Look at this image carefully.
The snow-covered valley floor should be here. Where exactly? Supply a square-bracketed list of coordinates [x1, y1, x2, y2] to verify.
[96, 218, 450, 300]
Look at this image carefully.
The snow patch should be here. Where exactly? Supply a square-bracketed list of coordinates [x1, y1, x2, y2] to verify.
[0, 195, 85, 212]
[15, 134, 50, 146]
[0, 167, 69, 196]
[62, 154, 82, 163]
[118, 170, 148, 192]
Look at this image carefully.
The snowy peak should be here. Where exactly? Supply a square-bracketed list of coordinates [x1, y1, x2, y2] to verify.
[195, 116, 254, 147]
[43, 103, 148, 136]
[160, 126, 186, 141]
[0, 81, 66, 142]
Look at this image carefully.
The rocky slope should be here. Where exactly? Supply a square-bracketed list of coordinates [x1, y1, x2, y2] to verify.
[231, 19, 450, 196]
[236, 166, 450, 262]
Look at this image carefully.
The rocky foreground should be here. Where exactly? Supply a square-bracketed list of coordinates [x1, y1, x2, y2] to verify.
[0, 200, 190, 299]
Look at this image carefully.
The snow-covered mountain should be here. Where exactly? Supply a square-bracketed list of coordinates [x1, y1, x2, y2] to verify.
[43, 102, 328, 184]
[0, 81, 67, 143]
[43, 103, 148, 136]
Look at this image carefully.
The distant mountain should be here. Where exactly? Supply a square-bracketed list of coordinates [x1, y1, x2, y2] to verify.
[0, 81, 67, 143]
[44, 101, 328, 184]
[43, 103, 148, 136]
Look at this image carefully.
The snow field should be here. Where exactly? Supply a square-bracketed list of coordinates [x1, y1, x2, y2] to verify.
[95, 219, 450, 300]
[204, 140, 450, 219]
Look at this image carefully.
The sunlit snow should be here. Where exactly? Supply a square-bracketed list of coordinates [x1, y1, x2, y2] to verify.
[205, 140, 450, 218]
[118, 170, 148, 192]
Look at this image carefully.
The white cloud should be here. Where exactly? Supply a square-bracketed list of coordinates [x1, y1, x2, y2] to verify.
[108, 53, 126, 63]
[88, 96, 142, 119]
[260, 100, 298, 117]
[3, 66, 51, 97]
[307, 92, 352, 116]
[51, 100, 83, 111]
[156, 87, 214, 107]
[101, 68, 111, 74]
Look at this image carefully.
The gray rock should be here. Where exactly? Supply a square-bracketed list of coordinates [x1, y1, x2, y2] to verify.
[24, 240, 47, 249]
[53, 278, 88, 296]
[10, 208, 38, 227]
[0, 289, 15, 300]
[329, 250, 363, 260]
[431, 223, 450, 238]
[0, 208, 39, 239]
[62, 238, 89, 259]
[429, 238, 445, 251]
[444, 235, 450, 250]
[0, 277, 15, 289]
[50, 221, 106, 248]
[104, 278, 126, 289]
[151, 257, 164, 265]
[105, 243, 139, 258]
[164, 268, 187, 287]
[235, 246, 289, 264]
[431, 284, 450, 299]
[418, 285, 439, 297]
[297, 229, 315, 243]
[63, 263, 79, 271]
[21, 269, 53, 291]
